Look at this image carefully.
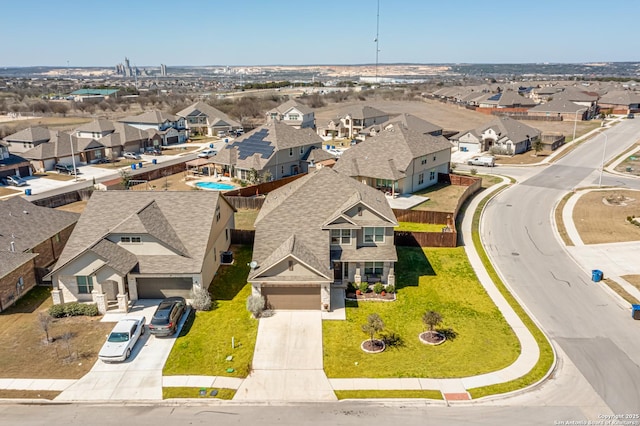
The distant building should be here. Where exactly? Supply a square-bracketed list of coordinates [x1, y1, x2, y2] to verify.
[160, 64, 167, 76]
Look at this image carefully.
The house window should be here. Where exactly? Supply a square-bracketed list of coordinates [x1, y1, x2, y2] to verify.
[433, 155, 437, 161]
[288, 260, 294, 271]
[430, 171, 436, 181]
[418, 173, 424, 185]
[76, 276, 94, 294]
[281, 165, 284, 175]
[216, 205, 221, 222]
[357, 207, 362, 216]
[270, 113, 278, 120]
[364, 262, 384, 277]
[54, 233, 60, 243]
[225, 228, 229, 241]
[289, 114, 299, 121]
[300, 146, 304, 154]
[364, 227, 384, 243]
[421, 158, 427, 165]
[120, 236, 141, 243]
[331, 229, 351, 245]
[289, 148, 293, 157]
[16, 277, 24, 295]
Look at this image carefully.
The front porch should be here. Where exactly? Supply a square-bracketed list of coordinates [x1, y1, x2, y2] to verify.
[331, 260, 395, 287]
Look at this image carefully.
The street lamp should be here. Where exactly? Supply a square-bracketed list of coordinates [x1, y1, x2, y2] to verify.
[598, 132, 608, 188]
[572, 107, 588, 142]
[69, 135, 78, 182]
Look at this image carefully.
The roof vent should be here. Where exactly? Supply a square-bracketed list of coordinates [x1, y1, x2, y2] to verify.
[9, 241, 15, 252]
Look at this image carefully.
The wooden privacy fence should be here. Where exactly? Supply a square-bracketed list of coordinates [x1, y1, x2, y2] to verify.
[224, 173, 306, 197]
[231, 229, 255, 245]
[394, 231, 457, 248]
[225, 196, 265, 210]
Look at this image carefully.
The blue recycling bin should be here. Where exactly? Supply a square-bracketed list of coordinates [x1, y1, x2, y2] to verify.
[131, 164, 136, 170]
[591, 269, 603, 282]
[209, 143, 214, 148]
[225, 138, 229, 143]
[138, 162, 143, 168]
[152, 159, 157, 165]
[632, 305, 640, 320]
[25, 188, 32, 196]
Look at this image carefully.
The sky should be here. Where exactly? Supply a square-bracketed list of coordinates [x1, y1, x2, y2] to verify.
[2, 0, 639, 67]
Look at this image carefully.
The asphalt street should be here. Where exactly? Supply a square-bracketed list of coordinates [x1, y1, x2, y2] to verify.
[483, 118, 640, 414]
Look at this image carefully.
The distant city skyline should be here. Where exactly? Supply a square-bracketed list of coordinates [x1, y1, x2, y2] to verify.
[2, 0, 638, 67]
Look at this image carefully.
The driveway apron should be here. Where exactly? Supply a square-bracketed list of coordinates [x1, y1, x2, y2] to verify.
[234, 311, 336, 401]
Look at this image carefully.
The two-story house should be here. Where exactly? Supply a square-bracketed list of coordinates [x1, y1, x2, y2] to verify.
[74, 119, 151, 158]
[176, 102, 242, 137]
[333, 126, 452, 196]
[0, 140, 31, 180]
[213, 120, 324, 182]
[266, 99, 315, 129]
[0, 197, 78, 312]
[248, 167, 398, 311]
[49, 191, 235, 313]
[361, 113, 443, 141]
[119, 110, 187, 146]
[318, 106, 389, 139]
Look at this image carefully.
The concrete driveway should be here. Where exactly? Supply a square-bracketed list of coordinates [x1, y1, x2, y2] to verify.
[234, 311, 336, 402]
[56, 301, 190, 402]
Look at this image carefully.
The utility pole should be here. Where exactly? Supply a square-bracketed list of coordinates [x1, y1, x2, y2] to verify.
[374, 0, 380, 84]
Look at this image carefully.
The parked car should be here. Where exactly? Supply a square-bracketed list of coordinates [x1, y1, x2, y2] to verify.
[148, 297, 187, 336]
[55, 163, 78, 175]
[628, 113, 635, 119]
[197, 149, 217, 158]
[234, 128, 244, 136]
[123, 151, 141, 160]
[145, 147, 162, 156]
[217, 130, 227, 138]
[89, 157, 110, 164]
[467, 156, 495, 167]
[5, 175, 28, 187]
[98, 316, 146, 362]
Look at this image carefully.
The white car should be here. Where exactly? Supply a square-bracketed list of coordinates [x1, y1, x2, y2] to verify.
[98, 316, 146, 362]
[197, 149, 217, 158]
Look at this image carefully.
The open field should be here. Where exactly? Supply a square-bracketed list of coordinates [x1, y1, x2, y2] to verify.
[572, 189, 640, 244]
[0, 187, 21, 197]
[0, 116, 92, 131]
[0, 286, 113, 379]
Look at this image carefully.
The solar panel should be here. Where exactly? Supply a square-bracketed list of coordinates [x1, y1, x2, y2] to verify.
[488, 93, 502, 101]
[228, 129, 274, 160]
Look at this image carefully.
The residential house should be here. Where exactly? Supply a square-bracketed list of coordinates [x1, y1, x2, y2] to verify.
[266, 99, 315, 129]
[248, 167, 398, 311]
[75, 119, 150, 158]
[529, 86, 564, 103]
[0, 141, 32, 179]
[2, 126, 52, 154]
[176, 102, 242, 137]
[362, 113, 442, 140]
[21, 131, 105, 172]
[598, 90, 640, 114]
[476, 90, 537, 109]
[452, 116, 541, 155]
[119, 110, 187, 145]
[0, 197, 78, 312]
[528, 99, 594, 121]
[333, 125, 452, 195]
[49, 191, 235, 313]
[213, 120, 324, 181]
[318, 106, 389, 139]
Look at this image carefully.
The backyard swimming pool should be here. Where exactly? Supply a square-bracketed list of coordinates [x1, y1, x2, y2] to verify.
[195, 182, 236, 191]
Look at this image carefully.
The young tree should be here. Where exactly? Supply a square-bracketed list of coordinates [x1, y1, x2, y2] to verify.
[422, 310, 443, 332]
[361, 313, 385, 344]
[533, 140, 544, 157]
[119, 169, 132, 189]
[37, 312, 53, 344]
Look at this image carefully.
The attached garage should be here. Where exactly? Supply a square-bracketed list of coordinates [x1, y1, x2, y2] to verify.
[261, 285, 320, 310]
[136, 277, 193, 299]
[166, 136, 179, 145]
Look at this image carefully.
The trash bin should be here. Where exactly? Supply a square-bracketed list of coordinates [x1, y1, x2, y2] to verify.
[626, 166, 633, 172]
[224, 138, 228, 143]
[138, 162, 143, 168]
[209, 143, 214, 148]
[131, 164, 136, 170]
[591, 269, 603, 282]
[152, 159, 157, 165]
[632, 305, 640, 320]
[25, 188, 32, 196]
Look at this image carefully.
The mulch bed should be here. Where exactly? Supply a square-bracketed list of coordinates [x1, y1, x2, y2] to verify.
[419, 331, 446, 346]
[361, 339, 386, 353]
[346, 292, 396, 301]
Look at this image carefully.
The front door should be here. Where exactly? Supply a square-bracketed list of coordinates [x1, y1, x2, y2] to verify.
[343, 262, 349, 281]
[333, 262, 342, 281]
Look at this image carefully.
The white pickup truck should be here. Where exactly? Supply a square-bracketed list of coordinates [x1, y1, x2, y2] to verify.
[467, 156, 495, 167]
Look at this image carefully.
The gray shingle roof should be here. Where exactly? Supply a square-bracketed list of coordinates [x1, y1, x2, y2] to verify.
[0, 251, 38, 279]
[176, 102, 241, 128]
[0, 197, 79, 277]
[89, 239, 138, 276]
[598, 90, 640, 106]
[52, 191, 227, 276]
[3, 126, 51, 143]
[529, 99, 586, 113]
[268, 99, 314, 116]
[21, 132, 102, 160]
[336, 105, 388, 120]
[75, 119, 116, 134]
[333, 126, 451, 181]
[250, 167, 397, 281]
[119, 110, 179, 125]
[365, 113, 442, 135]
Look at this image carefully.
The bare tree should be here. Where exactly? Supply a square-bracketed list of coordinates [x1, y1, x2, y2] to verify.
[37, 312, 53, 344]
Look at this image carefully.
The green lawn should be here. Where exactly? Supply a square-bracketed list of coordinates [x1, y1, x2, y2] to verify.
[396, 222, 447, 232]
[163, 245, 258, 378]
[163, 387, 236, 400]
[323, 246, 520, 378]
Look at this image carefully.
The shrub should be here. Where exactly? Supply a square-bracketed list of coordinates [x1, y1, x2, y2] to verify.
[470, 168, 478, 175]
[48, 302, 99, 318]
[385, 284, 396, 294]
[358, 282, 369, 293]
[373, 282, 384, 294]
[190, 286, 213, 311]
[246, 294, 265, 318]
[346, 282, 356, 293]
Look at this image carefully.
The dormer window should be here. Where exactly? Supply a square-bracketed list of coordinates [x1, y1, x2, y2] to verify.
[289, 148, 294, 157]
[120, 236, 141, 243]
